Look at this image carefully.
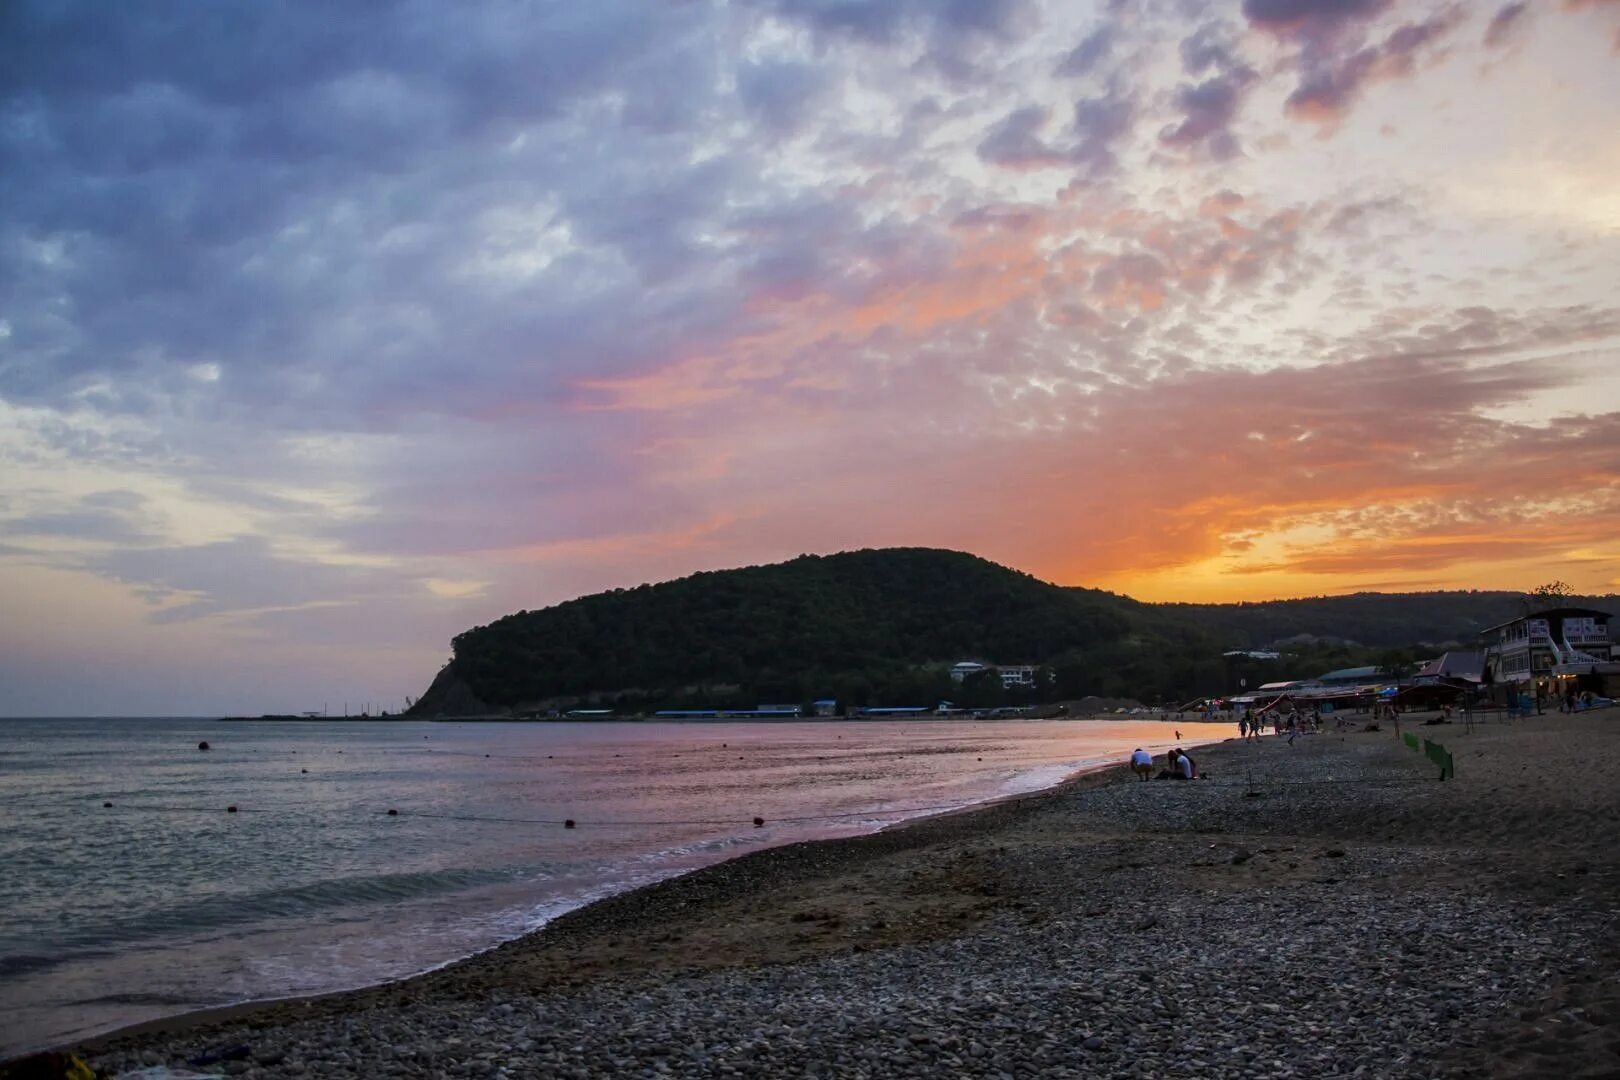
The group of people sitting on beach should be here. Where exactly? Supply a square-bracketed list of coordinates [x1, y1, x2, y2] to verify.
[1129, 746, 1198, 781]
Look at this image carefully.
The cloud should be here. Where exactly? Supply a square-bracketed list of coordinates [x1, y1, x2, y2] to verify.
[977, 105, 1070, 169]
[1483, 2, 1530, 48]
[1159, 73, 1255, 159]
[1243, 1, 1466, 129]
[1056, 26, 1114, 77]
[1241, 0, 1393, 36]
[1069, 89, 1137, 179]
[4, 0, 1620, 714]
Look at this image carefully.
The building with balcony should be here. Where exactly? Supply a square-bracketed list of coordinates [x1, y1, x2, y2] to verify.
[1480, 607, 1620, 699]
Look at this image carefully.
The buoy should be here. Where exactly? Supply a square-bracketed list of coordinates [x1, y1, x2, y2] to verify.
[564, 819, 576, 829]
[227, 805, 238, 813]
[103, 801, 113, 808]
[198, 741, 210, 751]
[753, 816, 765, 828]
[387, 808, 398, 816]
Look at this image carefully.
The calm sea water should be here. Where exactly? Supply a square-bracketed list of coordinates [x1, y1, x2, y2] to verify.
[0, 716, 1228, 1056]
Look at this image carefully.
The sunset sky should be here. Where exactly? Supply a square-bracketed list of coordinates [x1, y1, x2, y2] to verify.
[3, 0, 1619, 714]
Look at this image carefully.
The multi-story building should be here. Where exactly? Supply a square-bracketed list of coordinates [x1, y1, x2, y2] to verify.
[1479, 606, 1619, 699]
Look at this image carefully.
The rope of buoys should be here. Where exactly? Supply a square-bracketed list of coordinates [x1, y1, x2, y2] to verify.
[90, 766, 1441, 827]
[95, 799, 997, 827]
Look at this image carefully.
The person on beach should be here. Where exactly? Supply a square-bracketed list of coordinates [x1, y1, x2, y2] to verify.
[1130, 747, 1153, 781]
[1175, 750, 1194, 779]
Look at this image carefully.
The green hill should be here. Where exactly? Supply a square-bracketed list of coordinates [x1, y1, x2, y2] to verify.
[413, 548, 1219, 715]
[410, 548, 1617, 716]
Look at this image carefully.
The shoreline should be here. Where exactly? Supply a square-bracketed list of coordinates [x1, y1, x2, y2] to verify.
[33, 727, 1224, 1061]
[48, 713, 1620, 1077]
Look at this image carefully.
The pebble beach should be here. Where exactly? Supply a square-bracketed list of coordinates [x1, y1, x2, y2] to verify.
[75, 712, 1620, 1078]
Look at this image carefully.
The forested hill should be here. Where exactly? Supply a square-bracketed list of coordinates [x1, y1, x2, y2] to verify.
[409, 547, 1617, 716]
[1159, 590, 1618, 649]
[413, 548, 1212, 715]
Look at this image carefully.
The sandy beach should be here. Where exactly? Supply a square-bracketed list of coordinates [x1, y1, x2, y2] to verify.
[63, 712, 1620, 1078]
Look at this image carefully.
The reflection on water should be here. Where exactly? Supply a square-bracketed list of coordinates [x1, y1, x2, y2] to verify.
[0, 716, 1229, 1054]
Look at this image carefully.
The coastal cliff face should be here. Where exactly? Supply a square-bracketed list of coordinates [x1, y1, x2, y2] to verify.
[406, 665, 502, 719]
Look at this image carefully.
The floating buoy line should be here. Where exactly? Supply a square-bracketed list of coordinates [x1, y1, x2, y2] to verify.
[91, 799, 988, 829]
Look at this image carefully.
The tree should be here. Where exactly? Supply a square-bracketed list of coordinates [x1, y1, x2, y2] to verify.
[1523, 580, 1575, 615]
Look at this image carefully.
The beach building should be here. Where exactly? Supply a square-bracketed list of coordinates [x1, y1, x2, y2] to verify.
[950, 659, 1041, 690]
[1413, 651, 1483, 683]
[1316, 666, 1384, 687]
[997, 665, 1038, 689]
[812, 699, 838, 717]
[1480, 607, 1620, 699]
[949, 661, 989, 682]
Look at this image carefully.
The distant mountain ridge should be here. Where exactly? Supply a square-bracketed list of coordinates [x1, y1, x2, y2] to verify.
[408, 547, 1615, 716]
[1158, 589, 1616, 650]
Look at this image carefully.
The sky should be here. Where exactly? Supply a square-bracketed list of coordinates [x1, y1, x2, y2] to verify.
[2, 0, 1619, 715]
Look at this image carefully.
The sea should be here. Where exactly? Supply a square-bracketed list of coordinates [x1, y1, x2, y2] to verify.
[0, 716, 1230, 1057]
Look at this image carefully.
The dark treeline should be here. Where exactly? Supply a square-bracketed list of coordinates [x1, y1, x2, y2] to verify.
[1159, 590, 1607, 650]
[422, 548, 1615, 714]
